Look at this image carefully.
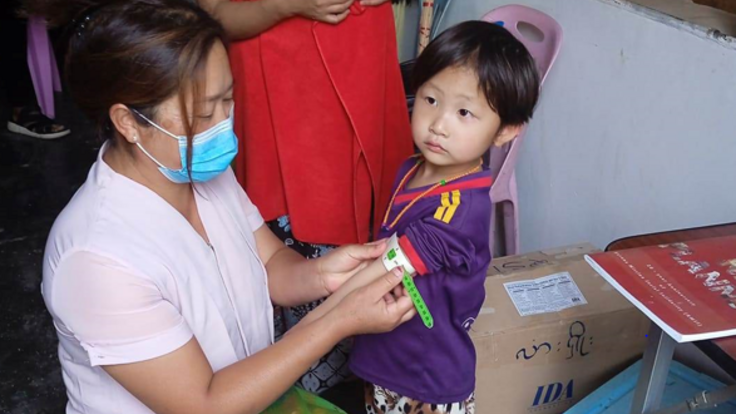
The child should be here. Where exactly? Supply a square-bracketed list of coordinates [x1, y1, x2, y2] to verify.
[348, 21, 540, 413]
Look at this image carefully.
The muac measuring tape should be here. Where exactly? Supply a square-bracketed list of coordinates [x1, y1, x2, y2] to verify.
[381, 234, 434, 329]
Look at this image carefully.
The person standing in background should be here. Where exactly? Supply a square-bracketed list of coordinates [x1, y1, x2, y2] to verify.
[197, 0, 413, 394]
[1, 0, 70, 139]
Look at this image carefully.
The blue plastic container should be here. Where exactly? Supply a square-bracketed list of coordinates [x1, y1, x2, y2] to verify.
[565, 360, 736, 414]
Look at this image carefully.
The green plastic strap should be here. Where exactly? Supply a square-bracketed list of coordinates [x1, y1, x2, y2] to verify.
[402, 271, 434, 329]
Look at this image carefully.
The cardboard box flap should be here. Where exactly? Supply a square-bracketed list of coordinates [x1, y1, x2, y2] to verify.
[474, 244, 636, 335]
[488, 243, 599, 277]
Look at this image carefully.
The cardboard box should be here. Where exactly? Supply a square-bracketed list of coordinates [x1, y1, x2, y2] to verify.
[472, 243, 650, 414]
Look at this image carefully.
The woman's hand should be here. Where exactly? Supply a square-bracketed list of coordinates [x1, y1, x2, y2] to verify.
[317, 239, 387, 295]
[359, 0, 392, 6]
[103, 269, 412, 414]
[330, 267, 416, 336]
[280, 0, 355, 24]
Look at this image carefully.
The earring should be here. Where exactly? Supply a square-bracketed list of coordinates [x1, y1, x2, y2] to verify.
[132, 135, 138, 143]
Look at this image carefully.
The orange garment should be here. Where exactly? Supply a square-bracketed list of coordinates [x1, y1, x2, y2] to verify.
[229, 2, 413, 245]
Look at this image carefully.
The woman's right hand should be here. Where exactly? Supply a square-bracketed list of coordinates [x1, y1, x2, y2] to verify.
[279, 0, 354, 25]
[330, 267, 417, 336]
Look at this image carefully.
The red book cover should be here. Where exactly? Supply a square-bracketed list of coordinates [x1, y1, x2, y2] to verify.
[585, 236, 736, 342]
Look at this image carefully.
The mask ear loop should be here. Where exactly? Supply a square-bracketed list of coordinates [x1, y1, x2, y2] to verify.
[135, 140, 170, 171]
[130, 108, 180, 140]
[129, 108, 184, 171]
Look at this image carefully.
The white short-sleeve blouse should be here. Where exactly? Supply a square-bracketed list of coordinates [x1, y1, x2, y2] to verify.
[42, 143, 274, 414]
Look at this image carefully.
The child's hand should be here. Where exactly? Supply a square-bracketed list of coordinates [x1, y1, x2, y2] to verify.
[284, 0, 354, 24]
[317, 240, 388, 295]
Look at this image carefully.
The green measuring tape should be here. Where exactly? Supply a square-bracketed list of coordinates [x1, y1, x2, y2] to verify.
[384, 242, 434, 329]
[402, 271, 434, 329]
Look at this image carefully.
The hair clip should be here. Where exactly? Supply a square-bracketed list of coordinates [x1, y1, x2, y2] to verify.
[75, 15, 92, 36]
[70, 4, 105, 39]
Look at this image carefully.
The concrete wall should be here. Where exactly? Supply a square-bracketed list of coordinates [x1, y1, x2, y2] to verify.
[397, 2, 421, 62]
[401, 0, 736, 254]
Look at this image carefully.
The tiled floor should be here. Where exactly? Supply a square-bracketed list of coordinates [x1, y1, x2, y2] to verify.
[0, 94, 98, 413]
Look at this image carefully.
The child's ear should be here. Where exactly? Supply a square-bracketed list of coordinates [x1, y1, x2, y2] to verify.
[493, 124, 523, 147]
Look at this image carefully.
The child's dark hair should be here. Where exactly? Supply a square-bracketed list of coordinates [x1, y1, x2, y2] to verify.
[413, 20, 540, 127]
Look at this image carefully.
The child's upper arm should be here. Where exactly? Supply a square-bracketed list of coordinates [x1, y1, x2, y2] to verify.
[399, 191, 490, 277]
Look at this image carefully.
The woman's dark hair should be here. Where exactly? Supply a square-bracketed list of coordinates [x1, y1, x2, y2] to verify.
[413, 20, 540, 127]
[23, 0, 226, 173]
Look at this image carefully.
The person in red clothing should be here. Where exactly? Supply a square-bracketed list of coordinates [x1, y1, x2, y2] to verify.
[198, 0, 413, 394]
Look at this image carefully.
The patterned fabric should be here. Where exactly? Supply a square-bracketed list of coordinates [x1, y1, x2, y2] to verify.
[365, 383, 475, 414]
[267, 215, 353, 395]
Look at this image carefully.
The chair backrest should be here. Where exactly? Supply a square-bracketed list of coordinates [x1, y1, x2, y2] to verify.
[481, 5, 563, 181]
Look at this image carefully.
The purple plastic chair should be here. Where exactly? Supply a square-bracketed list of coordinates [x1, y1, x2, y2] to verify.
[27, 15, 62, 119]
[482, 5, 563, 256]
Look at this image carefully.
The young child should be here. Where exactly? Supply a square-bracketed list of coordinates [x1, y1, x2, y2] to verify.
[347, 21, 541, 413]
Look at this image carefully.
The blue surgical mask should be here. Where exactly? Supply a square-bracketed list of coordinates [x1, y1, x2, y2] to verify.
[132, 106, 238, 183]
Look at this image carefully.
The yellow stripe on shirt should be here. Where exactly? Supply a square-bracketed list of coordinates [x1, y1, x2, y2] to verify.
[434, 192, 451, 221]
[441, 190, 461, 223]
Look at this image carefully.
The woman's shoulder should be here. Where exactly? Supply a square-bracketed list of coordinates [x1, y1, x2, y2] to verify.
[201, 167, 264, 230]
[47, 180, 103, 249]
[203, 166, 239, 192]
[44, 161, 155, 278]
[201, 167, 257, 207]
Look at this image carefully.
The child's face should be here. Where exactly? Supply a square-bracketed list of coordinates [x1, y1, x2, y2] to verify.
[412, 66, 520, 168]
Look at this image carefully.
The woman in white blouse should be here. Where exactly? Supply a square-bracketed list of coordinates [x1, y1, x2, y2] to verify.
[32, 0, 415, 413]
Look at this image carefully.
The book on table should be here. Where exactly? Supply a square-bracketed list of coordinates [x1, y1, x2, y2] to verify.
[585, 235, 736, 343]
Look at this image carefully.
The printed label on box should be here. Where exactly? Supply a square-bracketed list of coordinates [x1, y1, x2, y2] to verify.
[504, 272, 588, 317]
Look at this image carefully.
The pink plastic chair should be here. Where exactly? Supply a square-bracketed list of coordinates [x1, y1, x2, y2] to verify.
[27, 15, 62, 119]
[482, 5, 563, 256]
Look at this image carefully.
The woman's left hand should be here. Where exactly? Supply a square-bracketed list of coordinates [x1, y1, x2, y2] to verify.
[318, 239, 387, 294]
[359, 0, 392, 6]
